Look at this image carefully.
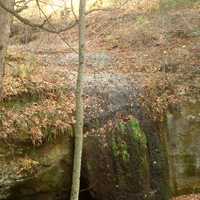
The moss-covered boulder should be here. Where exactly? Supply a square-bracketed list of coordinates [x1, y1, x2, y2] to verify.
[83, 116, 152, 200]
[82, 73, 171, 200]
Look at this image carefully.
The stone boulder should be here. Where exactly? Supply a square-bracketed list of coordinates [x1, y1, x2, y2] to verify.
[82, 73, 171, 200]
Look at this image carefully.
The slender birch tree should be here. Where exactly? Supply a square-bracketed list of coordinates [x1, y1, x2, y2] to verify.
[70, 0, 86, 200]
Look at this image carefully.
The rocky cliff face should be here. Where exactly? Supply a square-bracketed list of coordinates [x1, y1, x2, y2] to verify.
[0, 73, 171, 200]
[167, 101, 200, 195]
[82, 73, 171, 200]
[0, 72, 199, 200]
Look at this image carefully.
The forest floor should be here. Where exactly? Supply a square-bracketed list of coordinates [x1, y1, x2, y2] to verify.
[172, 194, 200, 200]
[2, 1, 200, 199]
[5, 1, 199, 137]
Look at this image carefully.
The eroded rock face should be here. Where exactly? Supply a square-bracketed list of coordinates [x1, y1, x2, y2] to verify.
[0, 73, 171, 200]
[83, 117, 152, 200]
[0, 135, 73, 200]
[167, 101, 200, 195]
[82, 73, 171, 200]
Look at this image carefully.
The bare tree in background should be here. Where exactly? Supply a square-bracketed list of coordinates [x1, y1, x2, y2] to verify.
[70, 0, 86, 200]
[0, 0, 14, 96]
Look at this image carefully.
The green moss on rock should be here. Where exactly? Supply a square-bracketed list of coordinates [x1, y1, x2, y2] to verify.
[111, 117, 151, 195]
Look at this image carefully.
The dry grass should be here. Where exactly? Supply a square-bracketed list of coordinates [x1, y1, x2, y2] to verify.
[172, 194, 200, 200]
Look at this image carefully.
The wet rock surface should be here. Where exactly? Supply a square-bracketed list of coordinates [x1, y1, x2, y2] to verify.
[82, 73, 171, 200]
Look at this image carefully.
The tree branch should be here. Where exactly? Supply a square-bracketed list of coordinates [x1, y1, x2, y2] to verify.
[15, 0, 33, 13]
[0, 0, 78, 33]
[0, 0, 131, 34]
[35, 0, 78, 53]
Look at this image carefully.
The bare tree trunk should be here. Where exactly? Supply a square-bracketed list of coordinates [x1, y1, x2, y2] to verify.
[70, 0, 86, 200]
[0, 0, 14, 96]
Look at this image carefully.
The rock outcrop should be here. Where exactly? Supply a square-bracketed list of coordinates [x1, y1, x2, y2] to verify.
[0, 135, 73, 200]
[3, 72, 200, 200]
[167, 101, 200, 195]
[82, 73, 171, 200]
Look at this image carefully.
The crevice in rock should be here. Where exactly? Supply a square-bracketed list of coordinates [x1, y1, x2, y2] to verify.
[79, 175, 96, 200]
